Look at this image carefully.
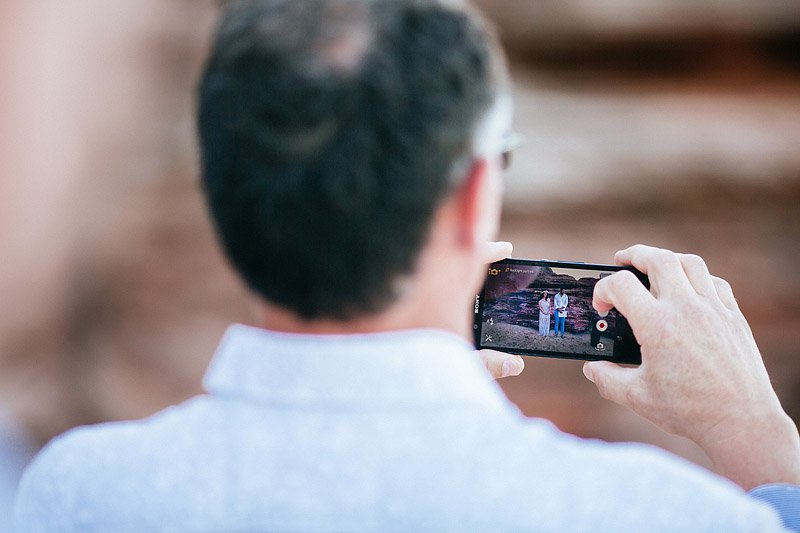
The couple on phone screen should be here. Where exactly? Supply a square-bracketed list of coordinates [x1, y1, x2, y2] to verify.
[538, 289, 568, 337]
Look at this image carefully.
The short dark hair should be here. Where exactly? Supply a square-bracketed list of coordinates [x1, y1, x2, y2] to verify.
[198, 0, 499, 319]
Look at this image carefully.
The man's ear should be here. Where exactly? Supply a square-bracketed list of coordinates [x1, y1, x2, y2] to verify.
[452, 158, 500, 250]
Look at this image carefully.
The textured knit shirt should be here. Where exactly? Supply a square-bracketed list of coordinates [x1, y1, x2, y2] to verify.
[14, 324, 798, 531]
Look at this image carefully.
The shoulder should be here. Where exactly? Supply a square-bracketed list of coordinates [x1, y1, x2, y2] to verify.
[15, 423, 120, 531]
[15, 397, 211, 531]
[495, 418, 785, 531]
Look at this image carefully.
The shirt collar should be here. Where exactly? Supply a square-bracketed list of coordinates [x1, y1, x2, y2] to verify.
[203, 324, 508, 411]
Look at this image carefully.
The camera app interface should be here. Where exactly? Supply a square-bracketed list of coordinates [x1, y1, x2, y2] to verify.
[479, 263, 620, 358]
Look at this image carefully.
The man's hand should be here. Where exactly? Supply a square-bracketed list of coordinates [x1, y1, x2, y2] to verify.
[583, 244, 800, 489]
[481, 240, 512, 265]
[479, 350, 524, 379]
[477, 240, 524, 379]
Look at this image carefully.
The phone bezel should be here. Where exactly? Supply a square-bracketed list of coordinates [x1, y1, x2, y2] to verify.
[473, 258, 648, 365]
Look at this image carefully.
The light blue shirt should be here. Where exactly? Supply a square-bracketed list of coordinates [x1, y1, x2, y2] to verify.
[1, 409, 34, 533]
[15, 324, 796, 531]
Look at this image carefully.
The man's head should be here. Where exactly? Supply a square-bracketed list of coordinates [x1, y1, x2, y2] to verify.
[198, 0, 508, 321]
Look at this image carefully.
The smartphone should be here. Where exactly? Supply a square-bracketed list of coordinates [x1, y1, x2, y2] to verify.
[473, 258, 649, 364]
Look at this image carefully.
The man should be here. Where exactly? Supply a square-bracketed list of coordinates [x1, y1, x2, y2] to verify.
[553, 288, 568, 337]
[16, 0, 800, 531]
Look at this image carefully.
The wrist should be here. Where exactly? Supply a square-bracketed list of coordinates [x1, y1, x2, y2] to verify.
[697, 404, 800, 490]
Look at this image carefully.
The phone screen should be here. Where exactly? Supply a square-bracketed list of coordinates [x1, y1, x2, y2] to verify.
[473, 259, 648, 364]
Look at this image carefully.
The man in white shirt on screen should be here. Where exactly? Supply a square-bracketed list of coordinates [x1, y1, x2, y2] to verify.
[554, 288, 568, 338]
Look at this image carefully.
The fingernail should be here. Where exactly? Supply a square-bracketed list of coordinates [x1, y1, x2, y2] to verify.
[598, 310, 608, 318]
[582, 363, 594, 382]
[502, 357, 523, 376]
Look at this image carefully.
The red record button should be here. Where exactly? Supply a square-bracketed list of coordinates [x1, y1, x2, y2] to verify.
[596, 319, 608, 332]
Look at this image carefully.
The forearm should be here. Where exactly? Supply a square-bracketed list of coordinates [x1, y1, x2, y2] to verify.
[698, 406, 800, 490]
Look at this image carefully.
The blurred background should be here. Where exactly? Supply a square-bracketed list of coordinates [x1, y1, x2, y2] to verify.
[1, 0, 799, 514]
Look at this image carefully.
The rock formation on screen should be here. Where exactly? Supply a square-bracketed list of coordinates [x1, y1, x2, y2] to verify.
[484, 267, 617, 335]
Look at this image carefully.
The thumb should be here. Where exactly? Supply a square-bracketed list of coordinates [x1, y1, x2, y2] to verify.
[478, 349, 524, 379]
[583, 361, 641, 408]
[482, 241, 513, 264]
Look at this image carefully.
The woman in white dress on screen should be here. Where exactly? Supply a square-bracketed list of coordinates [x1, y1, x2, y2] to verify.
[538, 291, 551, 336]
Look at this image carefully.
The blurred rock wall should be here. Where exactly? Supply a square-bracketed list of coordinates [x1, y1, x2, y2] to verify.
[473, 0, 800, 211]
[0, 0, 249, 446]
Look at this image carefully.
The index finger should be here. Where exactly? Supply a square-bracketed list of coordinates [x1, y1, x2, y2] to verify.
[615, 244, 693, 298]
[593, 269, 656, 335]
